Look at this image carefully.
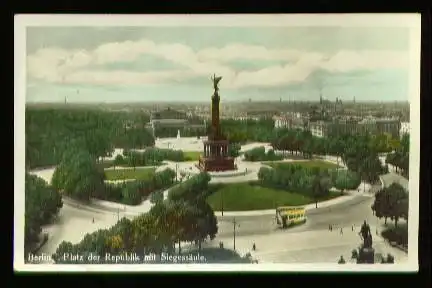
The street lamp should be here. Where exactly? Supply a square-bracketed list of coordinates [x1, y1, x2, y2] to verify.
[221, 190, 224, 216]
[175, 163, 179, 182]
[233, 217, 240, 251]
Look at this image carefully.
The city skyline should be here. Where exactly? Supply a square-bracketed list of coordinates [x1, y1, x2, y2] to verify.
[26, 23, 413, 103]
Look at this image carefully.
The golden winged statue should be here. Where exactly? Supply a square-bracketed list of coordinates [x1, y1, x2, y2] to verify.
[211, 74, 223, 92]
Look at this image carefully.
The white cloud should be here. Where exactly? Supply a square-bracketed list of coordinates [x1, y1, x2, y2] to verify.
[66, 69, 196, 85]
[26, 39, 409, 89]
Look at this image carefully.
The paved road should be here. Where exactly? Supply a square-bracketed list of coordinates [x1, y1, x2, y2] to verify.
[216, 173, 409, 240]
[217, 192, 377, 238]
[38, 203, 120, 255]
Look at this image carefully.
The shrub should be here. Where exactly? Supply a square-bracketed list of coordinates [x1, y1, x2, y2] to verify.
[351, 249, 358, 259]
[244, 147, 283, 162]
[386, 254, 395, 263]
[150, 191, 164, 204]
[381, 226, 408, 247]
[338, 256, 346, 264]
[121, 182, 142, 205]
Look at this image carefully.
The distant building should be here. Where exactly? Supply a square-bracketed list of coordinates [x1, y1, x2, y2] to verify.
[149, 107, 188, 126]
[274, 114, 307, 130]
[400, 122, 410, 136]
[372, 118, 401, 139]
[310, 121, 325, 138]
[274, 116, 291, 129]
[308, 117, 401, 138]
[147, 107, 205, 136]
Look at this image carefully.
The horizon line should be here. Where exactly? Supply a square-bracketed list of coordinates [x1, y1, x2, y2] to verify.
[25, 100, 410, 104]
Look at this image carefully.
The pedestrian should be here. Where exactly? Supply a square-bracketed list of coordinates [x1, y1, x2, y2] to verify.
[92, 218, 94, 223]
[252, 243, 256, 251]
[352, 225, 354, 231]
[340, 228, 343, 235]
[329, 224, 331, 231]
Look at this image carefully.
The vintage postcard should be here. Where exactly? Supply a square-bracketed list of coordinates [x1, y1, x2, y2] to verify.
[14, 14, 421, 272]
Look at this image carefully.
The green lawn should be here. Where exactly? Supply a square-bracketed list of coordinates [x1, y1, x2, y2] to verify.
[183, 151, 202, 161]
[264, 160, 340, 170]
[104, 168, 156, 181]
[207, 182, 340, 211]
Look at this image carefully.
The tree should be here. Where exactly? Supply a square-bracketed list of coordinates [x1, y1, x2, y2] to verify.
[311, 173, 331, 208]
[121, 182, 142, 205]
[52, 149, 105, 202]
[131, 213, 159, 253]
[128, 152, 141, 170]
[359, 155, 383, 185]
[25, 108, 126, 169]
[386, 183, 409, 227]
[111, 217, 134, 251]
[25, 173, 63, 253]
[302, 138, 315, 159]
[334, 172, 350, 195]
[166, 173, 218, 250]
[113, 155, 125, 170]
[228, 143, 241, 158]
[328, 138, 345, 167]
[371, 183, 408, 227]
[371, 188, 390, 224]
[150, 191, 164, 204]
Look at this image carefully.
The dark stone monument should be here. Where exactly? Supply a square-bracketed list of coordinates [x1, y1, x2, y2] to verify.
[198, 74, 235, 172]
[357, 220, 375, 264]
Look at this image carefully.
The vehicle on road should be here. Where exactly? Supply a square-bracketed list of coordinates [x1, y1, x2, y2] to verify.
[275, 206, 307, 229]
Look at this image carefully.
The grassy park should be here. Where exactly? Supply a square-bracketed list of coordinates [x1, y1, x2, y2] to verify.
[207, 182, 340, 211]
[265, 160, 341, 170]
[104, 167, 156, 181]
[183, 151, 202, 161]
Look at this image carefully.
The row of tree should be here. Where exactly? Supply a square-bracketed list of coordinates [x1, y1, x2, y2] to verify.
[52, 144, 177, 204]
[220, 118, 276, 144]
[101, 169, 176, 205]
[217, 118, 401, 159]
[121, 147, 204, 167]
[243, 147, 283, 162]
[110, 144, 240, 170]
[25, 174, 63, 254]
[117, 148, 186, 168]
[26, 108, 155, 169]
[270, 129, 388, 185]
[52, 173, 218, 263]
[385, 133, 410, 177]
[258, 164, 361, 207]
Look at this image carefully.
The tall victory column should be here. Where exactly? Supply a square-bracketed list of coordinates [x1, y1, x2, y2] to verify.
[198, 74, 235, 172]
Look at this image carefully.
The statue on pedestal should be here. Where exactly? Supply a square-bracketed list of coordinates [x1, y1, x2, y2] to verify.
[198, 74, 235, 172]
[357, 220, 375, 263]
[359, 220, 373, 248]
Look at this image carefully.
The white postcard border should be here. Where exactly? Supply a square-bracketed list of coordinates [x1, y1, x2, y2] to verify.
[14, 14, 421, 272]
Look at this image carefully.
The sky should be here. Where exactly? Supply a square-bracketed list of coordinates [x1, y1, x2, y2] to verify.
[25, 26, 412, 103]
